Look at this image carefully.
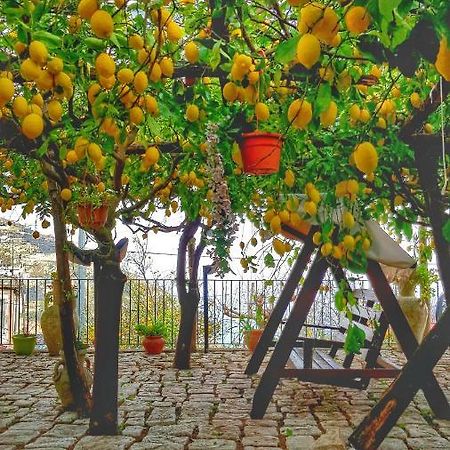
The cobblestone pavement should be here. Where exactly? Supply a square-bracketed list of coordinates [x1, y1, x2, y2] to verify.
[0, 349, 449, 450]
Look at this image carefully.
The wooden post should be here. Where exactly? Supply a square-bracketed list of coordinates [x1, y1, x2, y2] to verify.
[349, 305, 450, 450]
[245, 228, 316, 375]
[250, 252, 329, 418]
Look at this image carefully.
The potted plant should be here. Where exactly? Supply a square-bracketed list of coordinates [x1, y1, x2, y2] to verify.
[135, 320, 168, 355]
[239, 131, 283, 175]
[73, 187, 110, 230]
[12, 332, 36, 355]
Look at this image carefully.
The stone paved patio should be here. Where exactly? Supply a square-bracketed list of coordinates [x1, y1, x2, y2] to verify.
[0, 349, 449, 450]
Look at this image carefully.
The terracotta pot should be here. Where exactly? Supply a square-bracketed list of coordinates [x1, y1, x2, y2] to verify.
[396, 296, 429, 346]
[77, 204, 108, 230]
[239, 131, 282, 175]
[12, 334, 36, 355]
[142, 336, 165, 355]
[244, 329, 264, 353]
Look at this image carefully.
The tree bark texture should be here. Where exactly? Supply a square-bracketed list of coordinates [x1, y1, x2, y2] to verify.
[48, 181, 92, 416]
[88, 253, 126, 435]
[174, 219, 202, 370]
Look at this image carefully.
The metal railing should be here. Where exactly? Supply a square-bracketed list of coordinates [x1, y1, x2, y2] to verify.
[0, 274, 443, 349]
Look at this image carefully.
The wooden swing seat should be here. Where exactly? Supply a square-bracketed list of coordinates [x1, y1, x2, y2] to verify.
[282, 288, 400, 388]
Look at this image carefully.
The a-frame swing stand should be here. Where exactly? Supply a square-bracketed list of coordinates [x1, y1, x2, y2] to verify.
[246, 226, 450, 421]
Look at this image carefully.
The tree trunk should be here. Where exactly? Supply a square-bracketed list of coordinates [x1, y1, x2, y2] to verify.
[49, 181, 92, 416]
[175, 292, 200, 369]
[89, 255, 126, 435]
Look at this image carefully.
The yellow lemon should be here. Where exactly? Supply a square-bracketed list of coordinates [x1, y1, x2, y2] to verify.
[184, 41, 199, 64]
[273, 238, 286, 256]
[145, 146, 160, 165]
[12, 96, 28, 117]
[129, 34, 144, 50]
[255, 102, 269, 121]
[304, 200, 317, 216]
[320, 100, 337, 127]
[78, 0, 98, 19]
[90, 9, 114, 38]
[29, 40, 48, 66]
[88, 143, 102, 162]
[60, 188, 72, 202]
[284, 169, 295, 188]
[21, 113, 44, 139]
[166, 21, 184, 42]
[270, 215, 282, 234]
[186, 104, 199, 122]
[296, 33, 321, 69]
[287, 98, 312, 129]
[343, 235, 355, 251]
[47, 99, 63, 121]
[129, 106, 144, 124]
[133, 71, 148, 93]
[160, 57, 174, 77]
[321, 242, 333, 256]
[435, 38, 450, 81]
[117, 68, 133, 84]
[223, 82, 238, 102]
[95, 53, 115, 78]
[20, 58, 41, 81]
[47, 57, 64, 74]
[66, 150, 78, 165]
[312, 231, 322, 245]
[345, 6, 371, 34]
[0, 78, 14, 106]
[342, 211, 355, 229]
[354, 142, 378, 175]
[410, 92, 422, 109]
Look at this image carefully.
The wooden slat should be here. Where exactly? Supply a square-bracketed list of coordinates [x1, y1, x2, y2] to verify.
[290, 348, 341, 370]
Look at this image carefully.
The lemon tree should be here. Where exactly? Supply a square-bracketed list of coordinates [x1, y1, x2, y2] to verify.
[1, 0, 450, 442]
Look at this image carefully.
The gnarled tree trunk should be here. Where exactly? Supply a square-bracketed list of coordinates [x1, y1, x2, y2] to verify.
[48, 181, 92, 416]
[174, 219, 204, 370]
[89, 248, 126, 435]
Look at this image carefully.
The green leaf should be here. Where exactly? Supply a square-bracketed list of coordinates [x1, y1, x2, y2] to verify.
[335, 291, 345, 311]
[32, 30, 62, 48]
[378, 0, 402, 19]
[315, 83, 332, 114]
[209, 41, 222, 70]
[344, 324, 366, 354]
[0, 52, 7, 62]
[264, 253, 275, 268]
[274, 34, 299, 65]
[85, 37, 105, 50]
[443, 219, 450, 243]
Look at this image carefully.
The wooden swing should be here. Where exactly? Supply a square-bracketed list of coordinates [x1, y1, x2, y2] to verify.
[246, 225, 450, 420]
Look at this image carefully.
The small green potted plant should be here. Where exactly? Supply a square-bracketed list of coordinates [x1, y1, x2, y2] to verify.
[242, 301, 267, 352]
[135, 320, 168, 355]
[12, 330, 37, 355]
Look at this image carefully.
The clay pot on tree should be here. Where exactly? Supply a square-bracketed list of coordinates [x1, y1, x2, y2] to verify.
[40, 290, 62, 356]
[238, 131, 283, 175]
[135, 321, 168, 355]
[77, 204, 109, 230]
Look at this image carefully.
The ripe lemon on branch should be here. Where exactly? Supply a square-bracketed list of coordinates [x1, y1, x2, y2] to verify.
[296, 33, 321, 69]
[353, 142, 378, 175]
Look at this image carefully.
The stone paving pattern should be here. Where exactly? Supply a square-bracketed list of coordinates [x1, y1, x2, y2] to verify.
[0, 349, 449, 449]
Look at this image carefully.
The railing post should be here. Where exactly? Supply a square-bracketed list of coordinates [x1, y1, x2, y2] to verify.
[202, 265, 212, 353]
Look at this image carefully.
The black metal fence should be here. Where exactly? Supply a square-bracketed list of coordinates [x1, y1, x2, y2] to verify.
[0, 274, 443, 350]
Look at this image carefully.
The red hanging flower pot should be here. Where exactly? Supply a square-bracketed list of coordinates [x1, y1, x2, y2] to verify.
[77, 204, 108, 230]
[239, 131, 283, 175]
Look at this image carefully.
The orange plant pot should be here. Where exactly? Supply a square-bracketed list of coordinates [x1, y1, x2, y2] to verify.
[245, 329, 264, 353]
[77, 204, 108, 230]
[239, 131, 282, 175]
[142, 336, 165, 355]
